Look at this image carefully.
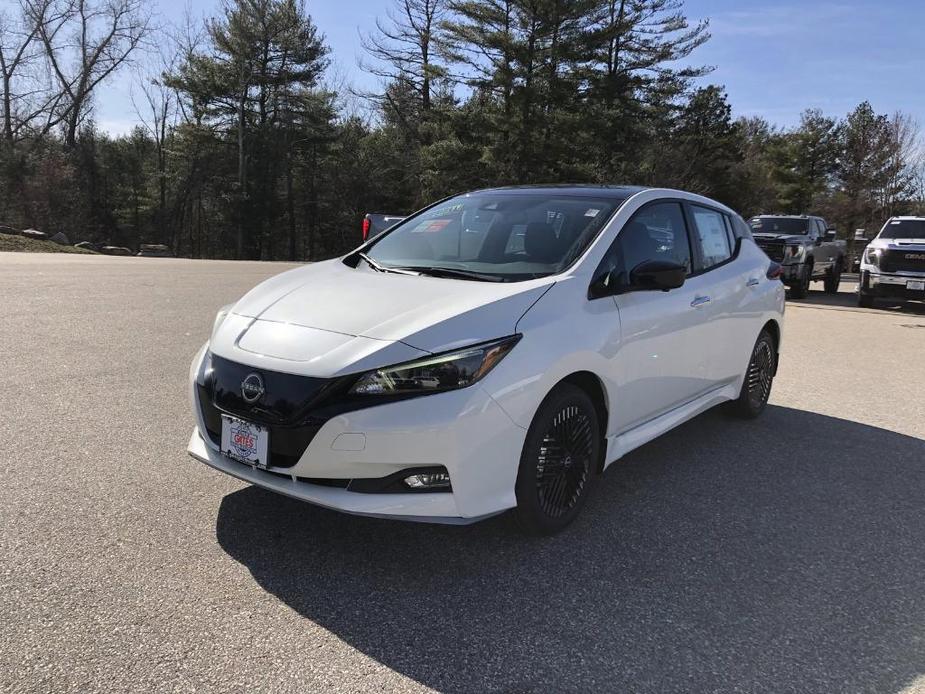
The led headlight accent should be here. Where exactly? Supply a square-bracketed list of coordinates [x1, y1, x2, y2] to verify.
[349, 335, 521, 396]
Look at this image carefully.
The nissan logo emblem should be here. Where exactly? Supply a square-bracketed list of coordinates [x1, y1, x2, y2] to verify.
[241, 373, 265, 404]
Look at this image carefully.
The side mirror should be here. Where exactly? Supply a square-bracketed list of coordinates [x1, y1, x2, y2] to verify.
[629, 260, 687, 292]
[825, 230, 837, 241]
[588, 270, 616, 300]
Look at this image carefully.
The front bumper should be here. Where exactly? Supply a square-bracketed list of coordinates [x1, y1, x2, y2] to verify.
[779, 262, 803, 282]
[858, 270, 925, 300]
[187, 350, 527, 523]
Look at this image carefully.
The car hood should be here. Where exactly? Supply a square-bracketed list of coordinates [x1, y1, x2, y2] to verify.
[210, 259, 554, 376]
[868, 238, 925, 249]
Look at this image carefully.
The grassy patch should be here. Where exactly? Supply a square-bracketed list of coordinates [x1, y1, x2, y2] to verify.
[0, 234, 99, 254]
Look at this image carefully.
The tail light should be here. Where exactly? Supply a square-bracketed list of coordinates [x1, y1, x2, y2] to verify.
[362, 217, 370, 241]
[766, 262, 783, 280]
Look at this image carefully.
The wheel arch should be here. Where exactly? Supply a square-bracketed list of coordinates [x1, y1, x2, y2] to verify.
[760, 319, 781, 376]
[559, 371, 609, 472]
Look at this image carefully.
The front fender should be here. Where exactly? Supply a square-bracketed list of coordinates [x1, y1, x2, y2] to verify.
[479, 278, 619, 434]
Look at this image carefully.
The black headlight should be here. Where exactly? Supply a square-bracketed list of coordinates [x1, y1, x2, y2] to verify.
[348, 335, 521, 396]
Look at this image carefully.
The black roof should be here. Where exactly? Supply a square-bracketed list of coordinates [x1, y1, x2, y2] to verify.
[468, 184, 649, 199]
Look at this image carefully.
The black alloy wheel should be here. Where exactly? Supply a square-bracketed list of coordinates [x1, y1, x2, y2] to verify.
[729, 330, 776, 419]
[515, 384, 601, 535]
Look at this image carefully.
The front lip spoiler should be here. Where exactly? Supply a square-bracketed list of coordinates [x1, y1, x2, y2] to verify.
[187, 429, 503, 526]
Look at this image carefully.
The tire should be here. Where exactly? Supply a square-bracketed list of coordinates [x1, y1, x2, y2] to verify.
[515, 383, 601, 535]
[789, 263, 811, 299]
[858, 292, 875, 308]
[823, 262, 842, 294]
[729, 330, 776, 419]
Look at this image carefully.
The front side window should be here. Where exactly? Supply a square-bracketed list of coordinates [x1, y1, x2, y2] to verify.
[363, 192, 622, 281]
[601, 202, 692, 286]
[691, 205, 733, 269]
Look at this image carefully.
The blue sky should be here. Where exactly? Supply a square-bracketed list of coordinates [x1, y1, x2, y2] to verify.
[77, 0, 925, 134]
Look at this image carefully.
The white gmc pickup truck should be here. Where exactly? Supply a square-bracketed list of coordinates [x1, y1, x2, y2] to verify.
[858, 217, 925, 308]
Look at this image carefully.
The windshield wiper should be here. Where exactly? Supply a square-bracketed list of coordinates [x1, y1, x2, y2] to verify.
[357, 252, 418, 276]
[397, 266, 507, 282]
[357, 252, 386, 272]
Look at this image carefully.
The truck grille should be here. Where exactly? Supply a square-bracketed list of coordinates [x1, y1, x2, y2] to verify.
[756, 241, 786, 262]
[880, 249, 925, 273]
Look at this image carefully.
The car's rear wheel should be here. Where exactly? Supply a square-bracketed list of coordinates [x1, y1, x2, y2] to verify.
[823, 262, 842, 294]
[729, 330, 776, 419]
[515, 384, 601, 535]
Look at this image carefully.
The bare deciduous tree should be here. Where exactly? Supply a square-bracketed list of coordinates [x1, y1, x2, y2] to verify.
[361, 0, 447, 114]
[26, 0, 150, 146]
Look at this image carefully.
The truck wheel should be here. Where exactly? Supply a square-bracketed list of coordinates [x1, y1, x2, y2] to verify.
[858, 292, 875, 308]
[729, 329, 776, 419]
[789, 263, 811, 299]
[823, 262, 842, 294]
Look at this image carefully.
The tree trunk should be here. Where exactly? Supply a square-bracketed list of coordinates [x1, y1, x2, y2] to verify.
[236, 91, 246, 259]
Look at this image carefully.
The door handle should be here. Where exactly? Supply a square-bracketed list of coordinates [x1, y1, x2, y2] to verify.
[691, 295, 712, 308]
[746, 277, 760, 287]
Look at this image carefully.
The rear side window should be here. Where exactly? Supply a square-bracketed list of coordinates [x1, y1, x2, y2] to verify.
[690, 205, 733, 269]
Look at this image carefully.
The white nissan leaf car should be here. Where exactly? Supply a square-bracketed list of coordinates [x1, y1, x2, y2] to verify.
[188, 186, 785, 534]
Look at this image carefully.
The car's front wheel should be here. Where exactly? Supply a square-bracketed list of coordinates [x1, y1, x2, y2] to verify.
[729, 330, 777, 419]
[515, 383, 601, 535]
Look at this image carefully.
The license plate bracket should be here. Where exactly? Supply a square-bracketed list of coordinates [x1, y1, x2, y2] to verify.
[220, 415, 269, 468]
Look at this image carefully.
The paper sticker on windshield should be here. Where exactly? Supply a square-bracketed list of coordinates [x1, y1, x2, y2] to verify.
[585, 208, 601, 217]
[411, 219, 451, 233]
[890, 220, 902, 224]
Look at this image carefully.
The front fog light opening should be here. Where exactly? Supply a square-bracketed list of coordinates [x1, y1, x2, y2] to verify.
[404, 471, 451, 490]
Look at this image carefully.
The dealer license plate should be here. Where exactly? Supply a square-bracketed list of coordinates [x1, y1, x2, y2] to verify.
[907, 280, 925, 291]
[221, 415, 269, 468]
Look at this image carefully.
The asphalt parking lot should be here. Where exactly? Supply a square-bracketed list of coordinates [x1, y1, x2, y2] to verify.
[2, 253, 924, 694]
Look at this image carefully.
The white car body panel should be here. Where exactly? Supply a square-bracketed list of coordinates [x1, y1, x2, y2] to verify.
[188, 187, 785, 523]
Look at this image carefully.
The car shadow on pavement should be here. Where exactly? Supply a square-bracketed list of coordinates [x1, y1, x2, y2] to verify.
[215, 405, 925, 694]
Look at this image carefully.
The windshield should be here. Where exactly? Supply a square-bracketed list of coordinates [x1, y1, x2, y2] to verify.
[362, 192, 623, 281]
[880, 219, 925, 239]
[749, 218, 810, 235]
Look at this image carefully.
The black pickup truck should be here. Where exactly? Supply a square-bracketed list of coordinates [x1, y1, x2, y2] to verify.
[362, 213, 405, 242]
[749, 215, 846, 299]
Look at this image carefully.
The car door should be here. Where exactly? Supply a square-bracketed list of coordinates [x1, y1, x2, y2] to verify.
[599, 201, 719, 434]
[686, 204, 755, 385]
